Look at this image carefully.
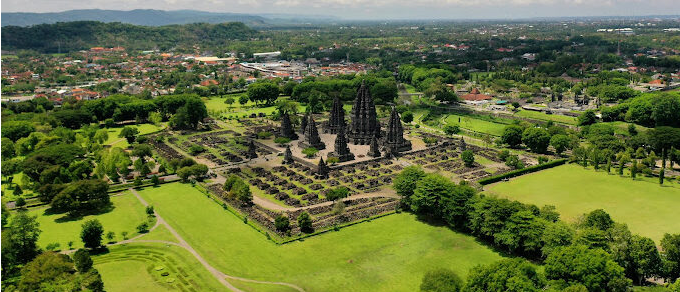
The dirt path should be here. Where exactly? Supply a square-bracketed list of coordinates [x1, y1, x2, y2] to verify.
[128, 188, 305, 292]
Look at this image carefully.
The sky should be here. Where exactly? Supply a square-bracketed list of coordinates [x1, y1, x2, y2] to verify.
[2, 0, 680, 20]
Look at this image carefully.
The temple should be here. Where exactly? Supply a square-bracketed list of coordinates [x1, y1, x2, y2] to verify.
[300, 112, 309, 135]
[348, 81, 380, 144]
[383, 106, 411, 154]
[325, 96, 345, 134]
[368, 135, 381, 158]
[282, 145, 293, 164]
[330, 125, 354, 162]
[279, 111, 298, 140]
[246, 140, 258, 159]
[299, 114, 326, 150]
[315, 157, 329, 179]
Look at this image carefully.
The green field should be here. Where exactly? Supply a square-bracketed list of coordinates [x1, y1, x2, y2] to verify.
[94, 242, 225, 292]
[136, 183, 504, 292]
[514, 110, 578, 125]
[443, 113, 509, 136]
[27, 192, 149, 250]
[103, 123, 164, 148]
[486, 164, 680, 242]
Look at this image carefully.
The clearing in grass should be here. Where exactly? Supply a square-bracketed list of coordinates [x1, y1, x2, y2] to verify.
[27, 192, 149, 250]
[136, 183, 505, 292]
[485, 163, 680, 242]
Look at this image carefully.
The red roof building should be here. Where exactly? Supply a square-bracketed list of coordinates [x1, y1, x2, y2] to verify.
[460, 88, 492, 101]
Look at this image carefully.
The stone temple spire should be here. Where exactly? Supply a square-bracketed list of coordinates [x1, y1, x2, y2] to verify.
[330, 125, 354, 162]
[326, 96, 345, 134]
[282, 145, 293, 164]
[384, 106, 411, 154]
[368, 135, 381, 158]
[300, 112, 309, 135]
[298, 114, 325, 150]
[246, 140, 258, 159]
[316, 157, 329, 179]
[348, 81, 380, 144]
[279, 111, 298, 140]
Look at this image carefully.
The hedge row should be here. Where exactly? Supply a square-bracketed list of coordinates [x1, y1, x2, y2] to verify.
[478, 159, 567, 185]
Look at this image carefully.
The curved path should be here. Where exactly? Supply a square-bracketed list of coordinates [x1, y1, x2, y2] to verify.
[128, 188, 306, 292]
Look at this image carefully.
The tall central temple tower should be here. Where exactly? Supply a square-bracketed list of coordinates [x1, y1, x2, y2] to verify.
[348, 81, 380, 144]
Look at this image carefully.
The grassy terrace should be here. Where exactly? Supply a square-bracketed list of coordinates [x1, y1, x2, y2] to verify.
[27, 192, 150, 250]
[486, 163, 680, 242]
[94, 242, 225, 292]
[137, 183, 505, 292]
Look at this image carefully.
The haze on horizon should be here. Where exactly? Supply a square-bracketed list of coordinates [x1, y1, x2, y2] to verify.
[2, 0, 680, 20]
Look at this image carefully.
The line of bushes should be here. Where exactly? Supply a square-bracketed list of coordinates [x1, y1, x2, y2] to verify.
[478, 158, 567, 185]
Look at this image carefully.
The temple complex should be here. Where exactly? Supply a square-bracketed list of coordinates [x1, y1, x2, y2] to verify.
[368, 135, 381, 158]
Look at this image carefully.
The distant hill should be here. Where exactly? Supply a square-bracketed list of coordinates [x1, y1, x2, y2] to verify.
[1, 21, 258, 53]
[1, 9, 268, 27]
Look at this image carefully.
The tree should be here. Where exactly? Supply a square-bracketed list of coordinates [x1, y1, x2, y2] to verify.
[420, 268, 462, 292]
[578, 110, 597, 126]
[466, 258, 546, 292]
[541, 221, 575, 258]
[17, 252, 76, 291]
[170, 97, 208, 129]
[550, 134, 571, 155]
[73, 249, 93, 272]
[522, 127, 551, 153]
[132, 144, 153, 160]
[297, 212, 313, 233]
[2, 120, 36, 141]
[661, 233, 680, 282]
[411, 174, 456, 216]
[584, 209, 614, 231]
[461, 150, 475, 167]
[274, 215, 290, 232]
[247, 82, 280, 105]
[224, 97, 235, 110]
[393, 166, 426, 205]
[80, 219, 104, 249]
[238, 94, 249, 106]
[2, 212, 41, 270]
[2, 137, 16, 160]
[545, 245, 630, 292]
[629, 235, 663, 285]
[119, 126, 139, 144]
[444, 125, 460, 135]
[502, 125, 524, 148]
[326, 186, 349, 201]
[51, 179, 110, 215]
[151, 175, 160, 186]
[401, 111, 414, 123]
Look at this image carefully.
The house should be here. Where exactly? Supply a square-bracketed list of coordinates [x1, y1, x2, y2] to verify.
[200, 79, 219, 86]
[460, 88, 492, 101]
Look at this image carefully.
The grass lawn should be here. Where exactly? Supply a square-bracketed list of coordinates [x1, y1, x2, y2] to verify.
[485, 164, 680, 242]
[602, 121, 651, 136]
[2, 172, 34, 203]
[514, 110, 578, 125]
[27, 192, 149, 250]
[103, 123, 164, 148]
[443, 114, 508, 136]
[94, 242, 225, 292]
[137, 183, 505, 292]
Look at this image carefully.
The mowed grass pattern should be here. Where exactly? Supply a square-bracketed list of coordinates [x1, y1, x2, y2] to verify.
[94, 243, 225, 292]
[28, 193, 148, 249]
[486, 164, 680, 242]
[138, 183, 504, 292]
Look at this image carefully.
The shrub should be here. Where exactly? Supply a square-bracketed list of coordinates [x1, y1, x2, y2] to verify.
[444, 125, 460, 135]
[302, 147, 318, 158]
[189, 145, 205, 155]
[137, 222, 149, 233]
[461, 150, 475, 167]
[297, 212, 313, 233]
[274, 137, 291, 145]
[274, 215, 290, 232]
[326, 187, 349, 201]
[420, 268, 463, 292]
[479, 159, 567, 185]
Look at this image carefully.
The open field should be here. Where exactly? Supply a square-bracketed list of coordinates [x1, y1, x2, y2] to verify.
[602, 121, 651, 136]
[137, 183, 505, 292]
[103, 123, 164, 148]
[27, 192, 149, 249]
[514, 109, 578, 125]
[442, 113, 509, 136]
[485, 163, 680, 242]
[94, 242, 226, 292]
